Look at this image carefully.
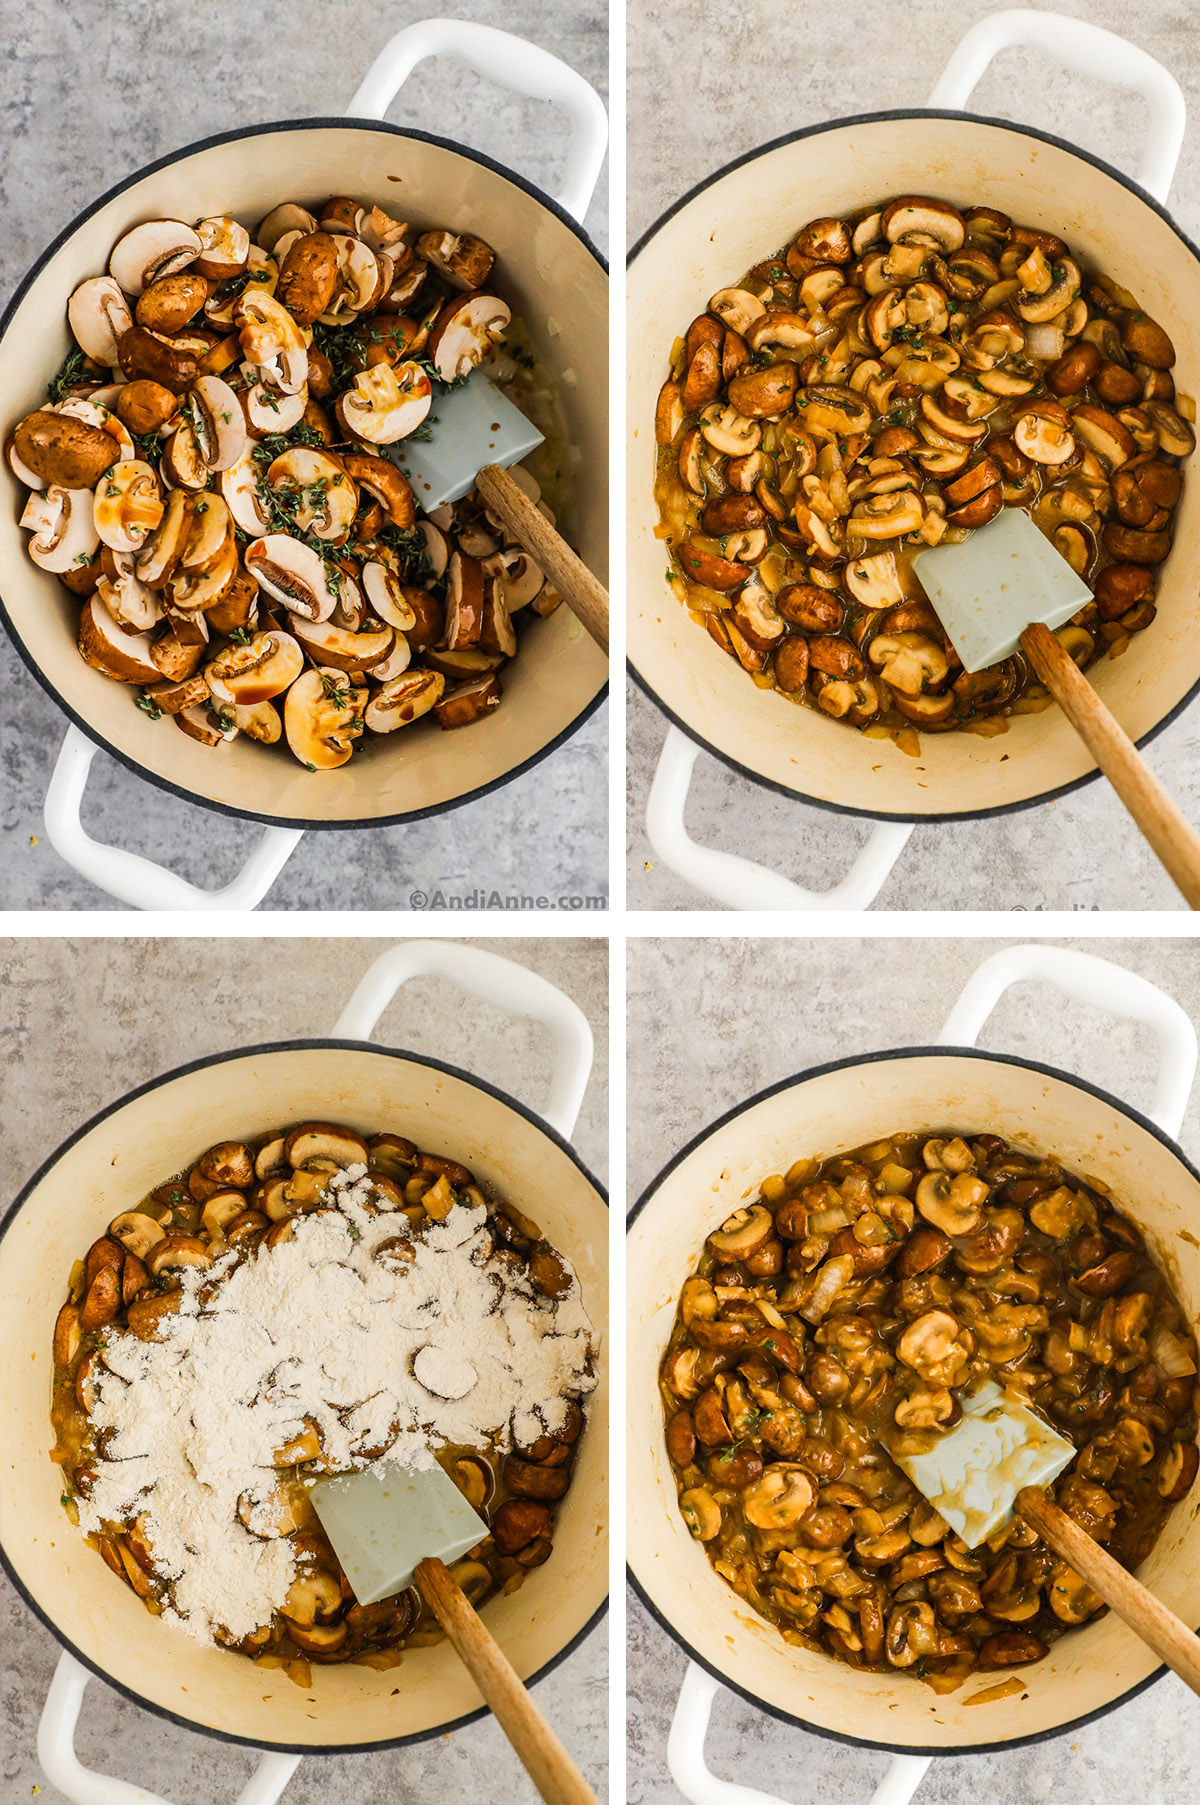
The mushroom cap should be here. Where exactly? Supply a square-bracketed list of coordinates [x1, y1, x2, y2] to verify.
[427, 292, 511, 381]
[68, 277, 134, 366]
[278, 231, 341, 326]
[14, 409, 119, 489]
[882, 196, 965, 253]
[245, 533, 338, 622]
[109, 220, 202, 296]
[256, 203, 318, 254]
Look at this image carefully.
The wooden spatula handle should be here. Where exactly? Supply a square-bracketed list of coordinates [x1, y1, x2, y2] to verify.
[414, 1557, 600, 1805]
[1016, 1487, 1200, 1696]
[477, 463, 609, 655]
[1020, 621, 1200, 909]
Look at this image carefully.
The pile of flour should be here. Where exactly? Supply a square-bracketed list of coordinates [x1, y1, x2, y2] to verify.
[76, 1166, 596, 1644]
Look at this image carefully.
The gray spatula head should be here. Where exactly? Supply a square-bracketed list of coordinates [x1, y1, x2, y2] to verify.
[388, 374, 544, 511]
[913, 508, 1092, 673]
[311, 1462, 485, 1604]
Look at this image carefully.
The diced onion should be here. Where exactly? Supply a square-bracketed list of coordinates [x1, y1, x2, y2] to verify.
[800, 1253, 856, 1325]
[1151, 1327, 1197, 1378]
[1023, 321, 1065, 361]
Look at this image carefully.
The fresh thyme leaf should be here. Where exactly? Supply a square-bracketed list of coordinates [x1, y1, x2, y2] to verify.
[135, 695, 163, 721]
[47, 347, 88, 402]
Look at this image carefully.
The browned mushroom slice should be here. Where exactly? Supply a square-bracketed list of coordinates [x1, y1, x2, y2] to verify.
[238, 1484, 312, 1538]
[285, 1122, 369, 1171]
[274, 1420, 322, 1465]
[53, 1302, 82, 1367]
[147, 1234, 211, 1277]
[254, 1136, 289, 1181]
[435, 673, 502, 729]
[200, 1189, 250, 1238]
[108, 1211, 167, 1261]
[882, 196, 965, 253]
[503, 1457, 570, 1501]
[367, 1133, 417, 1178]
[284, 1617, 348, 1655]
[125, 1289, 185, 1340]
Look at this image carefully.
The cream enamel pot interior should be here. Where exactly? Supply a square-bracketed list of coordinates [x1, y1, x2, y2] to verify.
[0, 19, 608, 911]
[627, 945, 1200, 1804]
[0, 942, 608, 1804]
[628, 12, 1199, 911]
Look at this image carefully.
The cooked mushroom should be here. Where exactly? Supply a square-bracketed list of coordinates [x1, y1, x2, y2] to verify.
[336, 359, 432, 443]
[427, 292, 511, 380]
[69, 277, 134, 365]
[109, 220, 202, 295]
[283, 667, 367, 769]
[245, 535, 338, 622]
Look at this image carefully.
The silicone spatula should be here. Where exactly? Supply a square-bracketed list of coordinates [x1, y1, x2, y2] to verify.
[889, 1380, 1200, 1696]
[914, 510, 1200, 907]
[387, 376, 609, 653]
[312, 1463, 600, 1805]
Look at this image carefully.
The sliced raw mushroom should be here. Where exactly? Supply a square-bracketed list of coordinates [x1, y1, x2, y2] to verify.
[360, 557, 418, 631]
[98, 550, 162, 631]
[68, 277, 134, 365]
[219, 445, 273, 537]
[147, 1234, 211, 1277]
[176, 701, 237, 746]
[489, 546, 545, 611]
[187, 375, 247, 472]
[136, 489, 197, 588]
[94, 459, 163, 552]
[79, 594, 161, 683]
[205, 629, 303, 705]
[416, 228, 495, 290]
[364, 668, 445, 731]
[266, 445, 358, 542]
[257, 203, 317, 253]
[426, 293, 511, 380]
[22, 486, 99, 573]
[168, 539, 239, 613]
[109, 220, 203, 296]
[142, 672, 206, 714]
[194, 215, 250, 281]
[283, 666, 367, 769]
[435, 673, 502, 728]
[443, 550, 486, 648]
[336, 360, 432, 444]
[290, 614, 394, 671]
[234, 290, 308, 393]
[245, 534, 338, 622]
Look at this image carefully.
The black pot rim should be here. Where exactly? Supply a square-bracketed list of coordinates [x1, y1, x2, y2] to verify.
[0, 115, 608, 832]
[627, 1041, 1200, 1757]
[0, 1034, 608, 1756]
[627, 106, 1200, 826]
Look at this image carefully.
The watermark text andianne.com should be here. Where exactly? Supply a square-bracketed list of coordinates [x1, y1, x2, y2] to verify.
[409, 888, 606, 911]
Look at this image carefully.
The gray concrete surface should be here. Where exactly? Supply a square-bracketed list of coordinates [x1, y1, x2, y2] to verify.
[0, 0, 608, 911]
[0, 935, 608, 1803]
[627, 0, 1200, 911]
[626, 933, 1200, 1803]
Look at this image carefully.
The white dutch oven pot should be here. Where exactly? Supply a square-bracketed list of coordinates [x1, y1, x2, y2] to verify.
[627, 10, 1197, 911]
[627, 944, 1200, 1801]
[0, 940, 608, 1803]
[0, 18, 609, 910]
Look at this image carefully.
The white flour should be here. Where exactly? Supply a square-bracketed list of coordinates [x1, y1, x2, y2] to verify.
[76, 1165, 596, 1644]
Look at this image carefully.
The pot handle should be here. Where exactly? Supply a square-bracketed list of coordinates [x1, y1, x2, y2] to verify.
[645, 725, 913, 912]
[928, 8, 1186, 203]
[347, 18, 608, 225]
[43, 726, 303, 912]
[667, 1663, 931, 1805]
[38, 1651, 301, 1805]
[333, 939, 594, 1139]
[937, 943, 1197, 1139]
